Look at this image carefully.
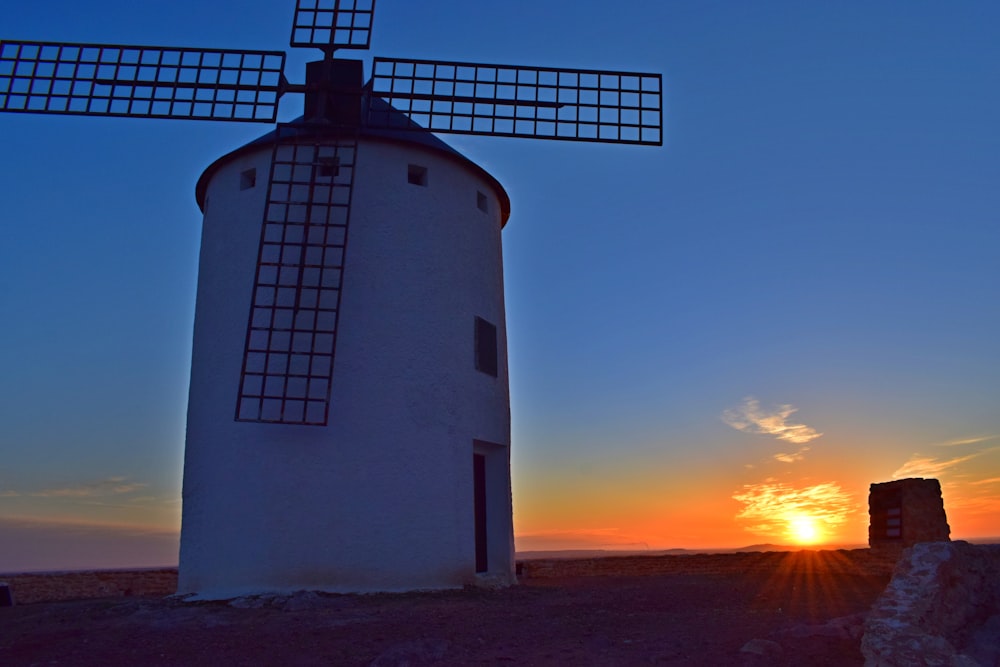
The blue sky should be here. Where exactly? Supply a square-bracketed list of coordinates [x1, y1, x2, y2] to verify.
[1, 0, 998, 570]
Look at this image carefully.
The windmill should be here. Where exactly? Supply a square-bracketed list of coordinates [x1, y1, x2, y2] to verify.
[1, 1, 662, 596]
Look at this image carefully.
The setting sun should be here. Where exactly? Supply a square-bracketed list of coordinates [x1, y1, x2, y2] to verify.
[789, 516, 823, 545]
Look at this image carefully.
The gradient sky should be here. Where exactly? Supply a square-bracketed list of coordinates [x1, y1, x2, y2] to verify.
[1, 0, 998, 571]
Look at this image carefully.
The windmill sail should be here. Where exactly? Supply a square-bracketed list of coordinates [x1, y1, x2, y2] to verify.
[368, 57, 662, 146]
[236, 125, 358, 426]
[291, 0, 377, 50]
[0, 40, 285, 122]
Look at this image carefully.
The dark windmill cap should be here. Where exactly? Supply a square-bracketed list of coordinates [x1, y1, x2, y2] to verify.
[196, 97, 511, 225]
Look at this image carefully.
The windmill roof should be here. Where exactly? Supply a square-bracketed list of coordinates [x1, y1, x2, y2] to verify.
[195, 98, 511, 225]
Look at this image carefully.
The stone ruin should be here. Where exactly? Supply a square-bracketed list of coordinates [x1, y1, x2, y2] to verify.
[869, 477, 950, 551]
[862, 478, 1000, 666]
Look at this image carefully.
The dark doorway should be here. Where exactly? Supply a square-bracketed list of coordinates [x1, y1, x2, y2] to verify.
[473, 453, 488, 573]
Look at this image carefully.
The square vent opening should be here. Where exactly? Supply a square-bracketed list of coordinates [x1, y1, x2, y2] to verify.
[408, 164, 428, 186]
[240, 168, 257, 190]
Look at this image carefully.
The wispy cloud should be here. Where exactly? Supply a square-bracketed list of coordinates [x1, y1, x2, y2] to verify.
[33, 477, 147, 499]
[774, 447, 811, 463]
[732, 480, 856, 540]
[0, 490, 20, 498]
[722, 397, 823, 458]
[971, 477, 1000, 486]
[892, 450, 998, 479]
[935, 435, 998, 448]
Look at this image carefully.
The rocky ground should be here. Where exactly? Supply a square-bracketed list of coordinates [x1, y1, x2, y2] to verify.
[0, 570, 889, 666]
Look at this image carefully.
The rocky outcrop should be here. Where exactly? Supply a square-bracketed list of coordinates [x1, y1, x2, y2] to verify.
[862, 541, 1000, 667]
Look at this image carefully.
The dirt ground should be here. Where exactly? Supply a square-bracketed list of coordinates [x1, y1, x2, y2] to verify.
[0, 571, 889, 666]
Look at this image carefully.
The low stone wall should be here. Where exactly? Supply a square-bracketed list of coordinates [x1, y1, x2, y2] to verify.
[2, 549, 899, 605]
[861, 541, 1000, 667]
[0, 568, 178, 605]
[519, 548, 899, 579]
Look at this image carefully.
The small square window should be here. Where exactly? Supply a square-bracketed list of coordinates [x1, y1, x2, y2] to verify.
[474, 316, 498, 377]
[477, 191, 489, 213]
[408, 164, 428, 186]
[240, 168, 257, 190]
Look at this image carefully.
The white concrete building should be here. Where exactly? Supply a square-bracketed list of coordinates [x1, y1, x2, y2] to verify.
[178, 119, 514, 599]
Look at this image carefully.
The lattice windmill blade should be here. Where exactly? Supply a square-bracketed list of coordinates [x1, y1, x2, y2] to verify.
[236, 124, 359, 426]
[367, 57, 663, 146]
[291, 0, 377, 52]
[235, 3, 374, 426]
[0, 40, 286, 122]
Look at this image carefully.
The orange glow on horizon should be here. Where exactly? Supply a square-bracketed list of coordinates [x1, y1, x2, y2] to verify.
[512, 444, 1000, 553]
[514, 461, 875, 551]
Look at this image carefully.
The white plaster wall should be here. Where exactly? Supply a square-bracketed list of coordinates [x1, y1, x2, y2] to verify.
[178, 135, 513, 599]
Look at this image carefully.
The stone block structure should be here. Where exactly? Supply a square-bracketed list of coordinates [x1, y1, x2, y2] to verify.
[869, 477, 950, 550]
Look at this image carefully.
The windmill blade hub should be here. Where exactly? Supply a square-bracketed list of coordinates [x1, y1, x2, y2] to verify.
[304, 58, 364, 126]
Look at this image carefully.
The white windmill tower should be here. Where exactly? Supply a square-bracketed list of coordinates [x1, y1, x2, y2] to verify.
[0, 1, 662, 597]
